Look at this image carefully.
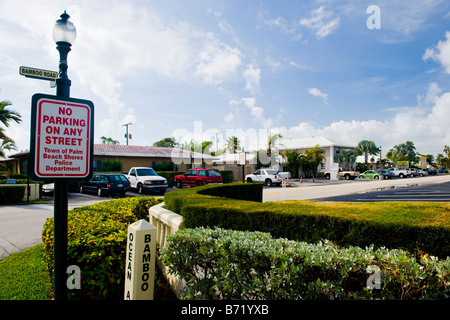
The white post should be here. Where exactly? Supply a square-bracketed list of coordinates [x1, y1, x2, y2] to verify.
[124, 219, 157, 300]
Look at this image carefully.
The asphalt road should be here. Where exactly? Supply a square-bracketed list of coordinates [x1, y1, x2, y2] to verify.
[0, 189, 166, 260]
[314, 180, 450, 202]
[262, 174, 450, 202]
[1, 176, 449, 260]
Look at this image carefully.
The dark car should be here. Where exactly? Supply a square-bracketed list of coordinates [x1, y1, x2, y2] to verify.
[174, 168, 223, 188]
[427, 169, 437, 175]
[80, 173, 131, 197]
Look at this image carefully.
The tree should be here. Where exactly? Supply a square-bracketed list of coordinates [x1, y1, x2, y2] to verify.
[338, 149, 358, 171]
[0, 133, 16, 158]
[386, 141, 418, 165]
[267, 133, 283, 157]
[152, 137, 178, 148]
[355, 140, 380, 168]
[0, 100, 21, 127]
[283, 149, 301, 178]
[100, 136, 119, 145]
[226, 136, 240, 153]
[0, 100, 22, 157]
[305, 144, 325, 179]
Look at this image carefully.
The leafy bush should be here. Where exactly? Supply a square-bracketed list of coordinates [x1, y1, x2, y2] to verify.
[101, 160, 122, 172]
[197, 182, 262, 202]
[165, 185, 450, 258]
[42, 196, 163, 300]
[0, 185, 25, 204]
[156, 171, 184, 187]
[219, 170, 234, 183]
[161, 227, 450, 300]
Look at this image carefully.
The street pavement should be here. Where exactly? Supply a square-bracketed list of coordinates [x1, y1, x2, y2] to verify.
[0, 193, 107, 260]
[263, 174, 450, 202]
[1, 176, 449, 260]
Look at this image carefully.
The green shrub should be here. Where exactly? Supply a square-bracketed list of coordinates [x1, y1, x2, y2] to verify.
[198, 182, 262, 202]
[164, 185, 450, 258]
[42, 196, 163, 300]
[219, 170, 234, 183]
[101, 160, 122, 172]
[156, 171, 184, 187]
[161, 227, 450, 300]
[0, 185, 25, 204]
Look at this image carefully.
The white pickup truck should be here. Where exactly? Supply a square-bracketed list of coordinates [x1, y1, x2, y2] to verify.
[387, 167, 412, 178]
[125, 167, 168, 194]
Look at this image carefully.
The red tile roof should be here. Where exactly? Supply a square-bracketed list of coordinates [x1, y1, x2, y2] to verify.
[94, 144, 217, 160]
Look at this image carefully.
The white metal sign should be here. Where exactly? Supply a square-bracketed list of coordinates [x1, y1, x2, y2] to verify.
[31, 94, 93, 178]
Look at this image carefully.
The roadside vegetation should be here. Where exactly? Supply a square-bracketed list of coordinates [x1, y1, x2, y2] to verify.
[0, 244, 52, 300]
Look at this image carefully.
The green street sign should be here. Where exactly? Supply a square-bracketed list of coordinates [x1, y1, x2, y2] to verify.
[19, 66, 58, 81]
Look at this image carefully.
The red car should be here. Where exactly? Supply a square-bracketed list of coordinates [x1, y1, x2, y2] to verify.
[174, 168, 223, 188]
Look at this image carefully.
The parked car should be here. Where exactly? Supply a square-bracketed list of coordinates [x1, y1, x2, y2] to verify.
[409, 168, 419, 177]
[42, 183, 55, 194]
[379, 170, 392, 179]
[389, 167, 411, 178]
[415, 169, 428, 176]
[174, 168, 223, 188]
[439, 168, 449, 174]
[245, 168, 283, 186]
[358, 170, 380, 179]
[80, 173, 131, 197]
[427, 169, 437, 175]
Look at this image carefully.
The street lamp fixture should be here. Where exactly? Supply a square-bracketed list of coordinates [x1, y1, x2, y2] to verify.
[52, 11, 76, 98]
[51, 10, 77, 300]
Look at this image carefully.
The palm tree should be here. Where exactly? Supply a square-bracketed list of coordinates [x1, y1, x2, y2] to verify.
[226, 136, 240, 153]
[306, 144, 325, 179]
[283, 149, 301, 178]
[386, 141, 418, 165]
[356, 140, 380, 168]
[0, 100, 21, 127]
[339, 149, 358, 171]
[0, 133, 16, 158]
[267, 133, 282, 157]
[0, 100, 21, 157]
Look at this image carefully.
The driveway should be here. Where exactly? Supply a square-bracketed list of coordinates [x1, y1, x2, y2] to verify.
[0, 193, 110, 260]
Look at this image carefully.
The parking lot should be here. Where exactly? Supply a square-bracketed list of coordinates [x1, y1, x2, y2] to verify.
[262, 174, 450, 202]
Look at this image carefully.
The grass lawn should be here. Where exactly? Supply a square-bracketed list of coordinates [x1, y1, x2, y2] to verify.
[0, 244, 52, 300]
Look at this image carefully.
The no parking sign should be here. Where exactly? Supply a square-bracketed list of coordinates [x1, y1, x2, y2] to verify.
[30, 93, 94, 180]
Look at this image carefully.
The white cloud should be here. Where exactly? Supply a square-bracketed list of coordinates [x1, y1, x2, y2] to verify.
[423, 31, 450, 74]
[277, 84, 450, 155]
[243, 64, 261, 95]
[307, 87, 329, 104]
[241, 97, 273, 129]
[300, 6, 339, 39]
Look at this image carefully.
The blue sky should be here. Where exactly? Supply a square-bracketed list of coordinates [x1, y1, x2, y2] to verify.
[1, 0, 450, 158]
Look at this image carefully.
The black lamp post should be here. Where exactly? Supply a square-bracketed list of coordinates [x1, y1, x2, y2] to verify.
[53, 11, 76, 98]
[52, 11, 76, 300]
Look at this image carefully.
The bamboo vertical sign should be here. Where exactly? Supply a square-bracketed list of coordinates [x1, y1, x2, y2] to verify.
[124, 219, 157, 300]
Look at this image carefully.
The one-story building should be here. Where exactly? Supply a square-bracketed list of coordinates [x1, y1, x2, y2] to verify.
[1, 144, 219, 176]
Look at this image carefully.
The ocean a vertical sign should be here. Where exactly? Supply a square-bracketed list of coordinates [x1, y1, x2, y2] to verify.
[124, 219, 157, 300]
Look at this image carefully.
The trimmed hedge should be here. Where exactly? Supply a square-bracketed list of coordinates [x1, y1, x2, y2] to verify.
[0, 185, 25, 204]
[42, 197, 163, 300]
[219, 170, 234, 183]
[161, 227, 450, 300]
[164, 182, 262, 214]
[163, 184, 450, 258]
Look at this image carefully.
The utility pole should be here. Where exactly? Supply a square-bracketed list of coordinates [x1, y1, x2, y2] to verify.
[123, 122, 133, 145]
